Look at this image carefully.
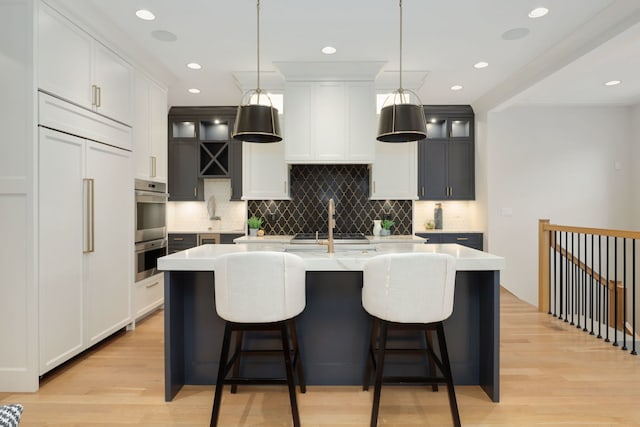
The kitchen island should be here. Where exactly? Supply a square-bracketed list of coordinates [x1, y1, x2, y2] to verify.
[158, 243, 505, 402]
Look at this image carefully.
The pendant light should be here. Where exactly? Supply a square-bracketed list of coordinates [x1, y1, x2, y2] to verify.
[376, 0, 427, 143]
[232, 0, 282, 143]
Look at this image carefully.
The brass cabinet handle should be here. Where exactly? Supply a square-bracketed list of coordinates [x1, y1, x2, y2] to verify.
[172, 237, 184, 241]
[145, 281, 160, 289]
[96, 86, 101, 107]
[151, 156, 157, 177]
[91, 85, 98, 107]
[456, 237, 469, 241]
[194, 186, 197, 197]
[83, 178, 95, 253]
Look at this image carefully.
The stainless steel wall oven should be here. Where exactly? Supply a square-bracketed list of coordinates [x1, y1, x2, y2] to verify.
[135, 179, 168, 281]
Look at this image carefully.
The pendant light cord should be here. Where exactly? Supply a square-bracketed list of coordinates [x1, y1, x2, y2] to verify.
[399, 0, 403, 92]
[256, 0, 262, 96]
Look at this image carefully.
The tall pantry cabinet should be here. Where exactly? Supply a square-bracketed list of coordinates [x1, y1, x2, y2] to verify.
[38, 124, 132, 373]
[36, 2, 135, 375]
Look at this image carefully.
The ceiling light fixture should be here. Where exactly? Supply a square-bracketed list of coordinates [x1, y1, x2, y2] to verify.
[450, 85, 463, 91]
[528, 7, 549, 18]
[135, 9, 155, 21]
[232, 0, 282, 143]
[187, 62, 202, 70]
[604, 80, 621, 86]
[321, 46, 337, 55]
[474, 61, 489, 69]
[376, 0, 427, 143]
[188, 88, 201, 94]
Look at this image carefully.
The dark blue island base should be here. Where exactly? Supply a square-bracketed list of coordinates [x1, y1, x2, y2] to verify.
[164, 270, 500, 402]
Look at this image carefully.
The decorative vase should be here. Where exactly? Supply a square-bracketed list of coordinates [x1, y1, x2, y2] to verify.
[249, 228, 258, 237]
[380, 229, 390, 236]
[434, 203, 443, 230]
[373, 220, 382, 236]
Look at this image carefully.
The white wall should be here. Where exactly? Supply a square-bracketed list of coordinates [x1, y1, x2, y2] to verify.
[486, 105, 632, 305]
[0, 0, 38, 391]
[631, 105, 640, 230]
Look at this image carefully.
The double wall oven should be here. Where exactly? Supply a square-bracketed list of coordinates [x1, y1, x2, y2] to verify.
[135, 179, 168, 282]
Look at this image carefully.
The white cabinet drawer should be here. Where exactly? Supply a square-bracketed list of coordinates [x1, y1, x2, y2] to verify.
[133, 274, 164, 320]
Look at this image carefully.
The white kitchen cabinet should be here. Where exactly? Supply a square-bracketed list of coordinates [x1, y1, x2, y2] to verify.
[284, 81, 375, 163]
[38, 3, 133, 125]
[134, 71, 168, 182]
[132, 273, 164, 321]
[370, 140, 418, 200]
[242, 141, 290, 199]
[38, 126, 133, 374]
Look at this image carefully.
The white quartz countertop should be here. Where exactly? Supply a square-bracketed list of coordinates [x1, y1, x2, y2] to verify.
[233, 235, 426, 244]
[158, 243, 505, 272]
[168, 228, 246, 234]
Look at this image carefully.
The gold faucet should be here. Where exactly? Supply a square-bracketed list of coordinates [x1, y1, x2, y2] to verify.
[327, 198, 335, 253]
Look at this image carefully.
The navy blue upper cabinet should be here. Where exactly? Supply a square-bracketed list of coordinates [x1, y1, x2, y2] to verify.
[418, 105, 475, 200]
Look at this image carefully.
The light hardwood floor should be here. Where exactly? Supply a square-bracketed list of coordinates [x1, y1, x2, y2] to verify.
[3, 288, 640, 426]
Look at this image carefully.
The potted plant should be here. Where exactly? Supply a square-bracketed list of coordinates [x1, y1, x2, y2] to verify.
[380, 219, 395, 236]
[247, 215, 263, 236]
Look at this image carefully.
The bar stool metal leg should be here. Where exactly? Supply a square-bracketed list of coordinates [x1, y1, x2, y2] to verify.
[288, 319, 306, 393]
[370, 320, 388, 427]
[425, 329, 439, 392]
[363, 317, 378, 391]
[210, 323, 233, 427]
[230, 331, 243, 394]
[436, 322, 461, 427]
[281, 322, 301, 427]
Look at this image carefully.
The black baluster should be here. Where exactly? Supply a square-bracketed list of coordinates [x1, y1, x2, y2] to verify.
[549, 230, 553, 315]
[622, 238, 627, 351]
[632, 239, 637, 356]
[598, 235, 602, 339]
[553, 230, 558, 317]
[605, 236, 610, 343]
[613, 237, 619, 347]
[571, 232, 575, 326]
[576, 233, 582, 330]
[590, 234, 595, 335]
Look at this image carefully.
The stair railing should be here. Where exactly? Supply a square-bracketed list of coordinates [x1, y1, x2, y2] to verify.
[539, 219, 640, 355]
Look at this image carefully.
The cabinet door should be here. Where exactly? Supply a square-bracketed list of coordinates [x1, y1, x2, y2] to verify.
[93, 43, 133, 125]
[346, 82, 376, 162]
[85, 141, 132, 345]
[149, 82, 168, 182]
[448, 139, 475, 200]
[38, 4, 93, 110]
[370, 140, 417, 199]
[38, 128, 85, 374]
[169, 140, 203, 201]
[314, 82, 345, 161]
[229, 140, 243, 201]
[420, 140, 448, 200]
[284, 83, 312, 162]
[242, 141, 289, 199]
[133, 72, 151, 180]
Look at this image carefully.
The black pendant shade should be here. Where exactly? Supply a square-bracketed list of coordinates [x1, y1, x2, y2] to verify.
[232, 104, 282, 143]
[377, 103, 427, 142]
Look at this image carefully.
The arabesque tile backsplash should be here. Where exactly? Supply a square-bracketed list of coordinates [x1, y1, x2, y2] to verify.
[248, 165, 412, 235]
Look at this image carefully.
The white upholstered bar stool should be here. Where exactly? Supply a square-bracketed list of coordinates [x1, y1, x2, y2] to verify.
[362, 252, 461, 427]
[210, 251, 307, 427]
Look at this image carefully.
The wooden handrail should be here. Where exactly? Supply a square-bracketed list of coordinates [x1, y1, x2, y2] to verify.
[539, 219, 628, 330]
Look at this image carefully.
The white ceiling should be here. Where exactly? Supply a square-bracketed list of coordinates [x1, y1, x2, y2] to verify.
[53, 0, 640, 111]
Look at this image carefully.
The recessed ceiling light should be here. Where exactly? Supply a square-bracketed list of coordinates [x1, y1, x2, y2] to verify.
[188, 88, 201, 94]
[450, 85, 463, 91]
[321, 46, 337, 55]
[474, 61, 489, 69]
[135, 9, 155, 21]
[187, 62, 202, 70]
[528, 7, 549, 18]
[604, 80, 621, 86]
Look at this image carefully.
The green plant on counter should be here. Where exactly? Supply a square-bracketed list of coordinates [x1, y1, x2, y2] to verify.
[247, 215, 264, 229]
[381, 219, 395, 230]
